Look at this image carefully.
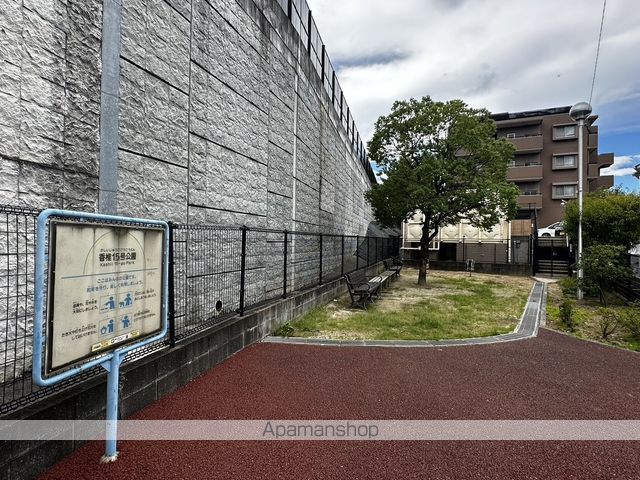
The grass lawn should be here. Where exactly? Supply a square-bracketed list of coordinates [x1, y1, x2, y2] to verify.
[546, 281, 640, 351]
[274, 269, 534, 341]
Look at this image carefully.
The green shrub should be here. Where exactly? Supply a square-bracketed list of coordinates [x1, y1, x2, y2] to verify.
[597, 308, 620, 339]
[579, 244, 632, 305]
[621, 302, 640, 339]
[558, 277, 578, 296]
[273, 322, 294, 336]
[559, 299, 575, 331]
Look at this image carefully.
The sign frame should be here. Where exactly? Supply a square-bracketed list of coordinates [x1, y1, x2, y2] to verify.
[43, 218, 166, 377]
[33, 209, 169, 387]
[33, 209, 169, 462]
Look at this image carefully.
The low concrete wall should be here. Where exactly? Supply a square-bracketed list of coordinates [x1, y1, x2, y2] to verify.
[403, 260, 531, 276]
[0, 261, 385, 479]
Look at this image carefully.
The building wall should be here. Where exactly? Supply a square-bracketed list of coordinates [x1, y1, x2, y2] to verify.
[0, 0, 376, 236]
[496, 108, 614, 228]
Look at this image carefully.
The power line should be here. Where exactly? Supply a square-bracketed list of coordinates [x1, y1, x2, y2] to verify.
[589, 0, 607, 105]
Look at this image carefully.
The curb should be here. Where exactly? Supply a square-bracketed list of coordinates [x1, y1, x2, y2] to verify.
[263, 281, 546, 348]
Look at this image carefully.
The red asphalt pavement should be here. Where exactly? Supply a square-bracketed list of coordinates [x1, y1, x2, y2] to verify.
[41, 328, 640, 479]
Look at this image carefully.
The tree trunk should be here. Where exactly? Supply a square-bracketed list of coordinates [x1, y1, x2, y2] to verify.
[418, 222, 433, 286]
[599, 284, 607, 306]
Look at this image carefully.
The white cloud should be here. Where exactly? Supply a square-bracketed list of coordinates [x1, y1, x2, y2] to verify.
[601, 155, 640, 177]
[307, 0, 640, 142]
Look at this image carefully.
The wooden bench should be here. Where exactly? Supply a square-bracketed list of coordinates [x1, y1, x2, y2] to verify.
[383, 256, 403, 277]
[345, 269, 395, 308]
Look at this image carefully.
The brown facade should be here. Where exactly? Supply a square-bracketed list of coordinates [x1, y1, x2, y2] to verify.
[492, 106, 614, 228]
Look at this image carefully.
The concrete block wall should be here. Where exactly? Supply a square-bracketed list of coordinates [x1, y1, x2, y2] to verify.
[114, 0, 376, 234]
[0, 0, 103, 209]
[0, 0, 376, 236]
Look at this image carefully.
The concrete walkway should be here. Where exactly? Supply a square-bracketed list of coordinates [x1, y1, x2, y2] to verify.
[264, 281, 545, 347]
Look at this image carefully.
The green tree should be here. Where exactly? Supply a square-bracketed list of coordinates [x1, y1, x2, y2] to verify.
[580, 244, 632, 305]
[564, 189, 640, 249]
[365, 97, 518, 285]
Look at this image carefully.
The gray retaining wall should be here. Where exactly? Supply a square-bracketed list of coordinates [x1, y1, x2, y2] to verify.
[0, 0, 376, 235]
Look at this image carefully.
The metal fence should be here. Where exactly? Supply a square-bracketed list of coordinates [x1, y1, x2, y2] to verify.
[0, 205, 399, 414]
[170, 224, 400, 341]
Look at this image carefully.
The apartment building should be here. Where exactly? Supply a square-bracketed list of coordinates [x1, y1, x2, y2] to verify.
[492, 106, 614, 228]
[400, 106, 614, 268]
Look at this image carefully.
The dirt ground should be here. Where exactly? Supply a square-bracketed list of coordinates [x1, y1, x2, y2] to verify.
[326, 268, 533, 320]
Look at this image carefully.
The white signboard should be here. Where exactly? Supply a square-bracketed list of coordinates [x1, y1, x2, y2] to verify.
[46, 220, 164, 374]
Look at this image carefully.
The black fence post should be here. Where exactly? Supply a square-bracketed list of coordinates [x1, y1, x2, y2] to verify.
[375, 237, 378, 264]
[318, 234, 323, 285]
[340, 235, 345, 276]
[283, 230, 288, 298]
[168, 222, 176, 348]
[367, 237, 371, 267]
[239, 226, 247, 316]
[356, 235, 360, 270]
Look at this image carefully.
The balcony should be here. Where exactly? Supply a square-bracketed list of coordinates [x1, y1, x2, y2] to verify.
[597, 152, 614, 168]
[507, 163, 543, 181]
[589, 175, 614, 191]
[517, 193, 542, 209]
[506, 135, 543, 153]
[588, 164, 600, 178]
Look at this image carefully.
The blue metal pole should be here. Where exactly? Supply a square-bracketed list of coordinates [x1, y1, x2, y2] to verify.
[101, 351, 123, 462]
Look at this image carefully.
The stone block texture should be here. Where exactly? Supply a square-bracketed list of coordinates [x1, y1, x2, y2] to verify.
[115, 0, 375, 235]
[1, 0, 376, 230]
[0, 0, 102, 209]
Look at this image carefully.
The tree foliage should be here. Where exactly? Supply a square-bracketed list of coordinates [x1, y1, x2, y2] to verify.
[580, 244, 632, 305]
[564, 189, 640, 249]
[365, 97, 518, 284]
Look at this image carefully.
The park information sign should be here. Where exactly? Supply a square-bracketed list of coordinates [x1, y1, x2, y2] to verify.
[46, 220, 164, 374]
[33, 210, 169, 462]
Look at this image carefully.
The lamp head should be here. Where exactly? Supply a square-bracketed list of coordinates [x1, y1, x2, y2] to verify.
[569, 102, 592, 121]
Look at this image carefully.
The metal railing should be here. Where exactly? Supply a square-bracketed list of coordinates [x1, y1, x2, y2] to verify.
[0, 205, 399, 414]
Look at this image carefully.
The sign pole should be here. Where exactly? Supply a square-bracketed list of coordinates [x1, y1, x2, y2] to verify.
[101, 351, 124, 462]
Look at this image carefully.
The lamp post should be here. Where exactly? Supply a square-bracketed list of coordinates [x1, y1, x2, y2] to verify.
[569, 101, 592, 300]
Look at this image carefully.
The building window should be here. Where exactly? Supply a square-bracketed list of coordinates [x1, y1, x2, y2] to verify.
[552, 184, 577, 199]
[553, 154, 577, 169]
[518, 182, 539, 195]
[553, 125, 577, 139]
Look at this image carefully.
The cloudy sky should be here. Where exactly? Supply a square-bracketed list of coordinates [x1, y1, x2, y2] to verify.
[307, 0, 640, 190]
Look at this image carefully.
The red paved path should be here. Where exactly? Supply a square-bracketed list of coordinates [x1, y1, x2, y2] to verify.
[41, 329, 640, 479]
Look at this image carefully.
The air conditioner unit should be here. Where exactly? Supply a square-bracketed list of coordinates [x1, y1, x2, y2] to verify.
[506, 133, 516, 139]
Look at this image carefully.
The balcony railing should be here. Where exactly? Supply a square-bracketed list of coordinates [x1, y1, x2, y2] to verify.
[507, 163, 543, 181]
[590, 176, 614, 191]
[517, 193, 542, 209]
[506, 135, 543, 153]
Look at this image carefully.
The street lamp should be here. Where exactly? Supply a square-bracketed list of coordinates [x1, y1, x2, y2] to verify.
[634, 163, 640, 179]
[569, 101, 592, 300]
